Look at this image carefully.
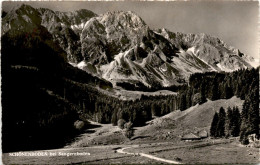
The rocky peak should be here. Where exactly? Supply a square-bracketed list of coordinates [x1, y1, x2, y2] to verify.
[13, 4, 38, 14]
[78, 10, 151, 64]
[99, 11, 146, 28]
[55, 9, 97, 26]
[95, 10, 149, 42]
[2, 4, 42, 35]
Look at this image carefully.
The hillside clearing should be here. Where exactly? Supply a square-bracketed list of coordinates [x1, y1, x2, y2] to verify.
[133, 96, 243, 143]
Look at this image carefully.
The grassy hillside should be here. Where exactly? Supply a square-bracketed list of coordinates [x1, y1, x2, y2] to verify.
[135, 96, 244, 141]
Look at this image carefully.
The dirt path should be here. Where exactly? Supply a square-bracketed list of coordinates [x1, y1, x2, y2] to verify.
[116, 145, 182, 164]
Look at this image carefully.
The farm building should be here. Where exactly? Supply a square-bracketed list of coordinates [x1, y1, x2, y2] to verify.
[198, 130, 208, 139]
[181, 133, 201, 141]
[181, 130, 208, 141]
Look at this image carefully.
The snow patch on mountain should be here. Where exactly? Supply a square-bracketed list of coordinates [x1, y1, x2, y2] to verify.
[69, 62, 77, 67]
[216, 63, 233, 72]
[114, 50, 131, 65]
[77, 61, 87, 69]
[187, 46, 199, 55]
[70, 22, 86, 31]
[186, 47, 218, 71]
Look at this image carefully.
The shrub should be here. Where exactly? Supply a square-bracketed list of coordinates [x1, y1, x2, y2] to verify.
[124, 122, 133, 129]
[124, 128, 134, 139]
[174, 156, 182, 161]
[123, 122, 134, 139]
[240, 132, 249, 145]
[192, 93, 201, 105]
[74, 120, 85, 130]
[117, 119, 126, 129]
[253, 141, 260, 148]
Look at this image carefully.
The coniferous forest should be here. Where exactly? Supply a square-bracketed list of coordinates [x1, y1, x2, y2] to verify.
[210, 107, 241, 138]
[209, 69, 259, 144]
[186, 68, 259, 143]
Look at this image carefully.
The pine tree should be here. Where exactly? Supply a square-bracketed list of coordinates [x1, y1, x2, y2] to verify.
[239, 86, 259, 141]
[151, 103, 156, 116]
[161, 103, 166, 115]
[224, 107, 233, 137]
[210, 112, 219, 137]
[217, 107, 226, 137]
[241, 97, 250, 121]
[239, 87, 246, 100]
[231, 106, 241, 137]
[111, 109, 118, 126]
[240, 129, 249, 145]
[199, 83, 207, 104]
[179, 93, 187, 111]
[117, 108, 127, 121]
[248, 86, 259, 136]
[234, 83, 240, 97]
[186, 88, 192, 108]
[211, 78, 219, 101]
[224, 83, 233, 99]
[142, 105, 152, 121]
[94, 102, 99, 112]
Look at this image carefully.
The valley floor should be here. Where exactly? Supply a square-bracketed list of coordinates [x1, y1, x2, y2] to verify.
[3, 97, 259, 164]
[3, 139, 259, 164]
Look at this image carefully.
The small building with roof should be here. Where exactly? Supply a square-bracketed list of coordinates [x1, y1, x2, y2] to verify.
[198, 130, 208, 139]
[181, 133, 201, 141]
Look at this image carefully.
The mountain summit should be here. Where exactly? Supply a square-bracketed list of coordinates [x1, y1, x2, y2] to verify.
[2, 4, 257, 88]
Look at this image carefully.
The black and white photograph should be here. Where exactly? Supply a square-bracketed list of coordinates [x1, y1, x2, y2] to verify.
[1, 0, 259, 164]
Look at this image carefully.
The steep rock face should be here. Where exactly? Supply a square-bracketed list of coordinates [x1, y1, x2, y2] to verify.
[155, 28, 255, 72]
[2, 4, 41, 34]
[2, 4, 257, 88]
[72, 11, 182, 87]
[39, 8, 97, 63]
[79, 11, 149, 64]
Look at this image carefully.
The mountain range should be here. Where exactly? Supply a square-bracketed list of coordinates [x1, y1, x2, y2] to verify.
[2, 4, 258, 88]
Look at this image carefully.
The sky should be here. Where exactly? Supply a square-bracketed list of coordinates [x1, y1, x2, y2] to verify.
[2, 1, 259, 59]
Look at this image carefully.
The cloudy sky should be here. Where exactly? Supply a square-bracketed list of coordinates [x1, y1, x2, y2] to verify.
[2, 1, 259, 59]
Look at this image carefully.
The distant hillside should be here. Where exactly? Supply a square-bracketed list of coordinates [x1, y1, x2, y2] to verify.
[1, 14, 112, 152]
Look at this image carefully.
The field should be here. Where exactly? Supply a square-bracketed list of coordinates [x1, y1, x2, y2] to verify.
[125, 139, 259, 164]
[3, 139, 259, 164]
[150, 141, 259, 164]
[2, 145, 163, 164]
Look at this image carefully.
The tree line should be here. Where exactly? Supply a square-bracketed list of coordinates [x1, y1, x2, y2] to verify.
[210, 106, 241, 138]
[177, 68, 259, 111]
[209, 68, 259, 144]
[63, 79, 178, 126]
